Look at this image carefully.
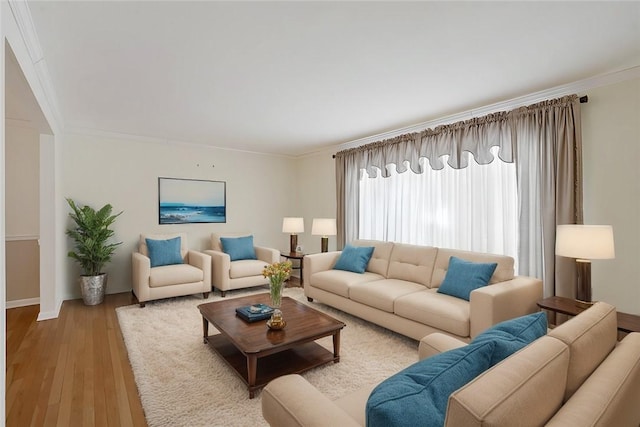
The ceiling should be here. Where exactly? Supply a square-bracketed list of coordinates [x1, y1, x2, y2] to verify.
[18, 1, 640, 156]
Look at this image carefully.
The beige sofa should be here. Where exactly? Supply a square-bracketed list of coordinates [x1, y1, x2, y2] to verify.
[262, 302, 640, 426]
[203, 232, 279, 297]
[303, 239, 542, 341]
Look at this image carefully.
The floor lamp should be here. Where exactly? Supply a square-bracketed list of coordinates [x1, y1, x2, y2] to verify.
[282, 217, 304, 254]
[555, 224, 615, 305]
[312, 218, 336, 253]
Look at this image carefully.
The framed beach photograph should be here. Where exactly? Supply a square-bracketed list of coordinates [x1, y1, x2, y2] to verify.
[158, 177, 226, 224]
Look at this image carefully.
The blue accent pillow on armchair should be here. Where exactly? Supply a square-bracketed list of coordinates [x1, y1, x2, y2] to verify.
[333, 244, 375, 274]
[366, 340, 496, 427]
[146, 237, 184, 267]
[220, 235, 257, 261]
[437, 256, 498, 301]
[471, 311, 548, 365]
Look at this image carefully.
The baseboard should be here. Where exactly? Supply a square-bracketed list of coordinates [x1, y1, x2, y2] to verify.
[37, 299, 63, 321]
[6, 297, 40, 309]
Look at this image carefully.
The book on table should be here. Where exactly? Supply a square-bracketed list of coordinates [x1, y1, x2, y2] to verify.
[235, 303, 274, 322]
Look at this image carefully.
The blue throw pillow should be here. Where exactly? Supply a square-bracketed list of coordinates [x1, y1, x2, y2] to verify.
[366, 341, 495, 427]
[472, 311, 548, 365]
[333, 244, 375, 274]
[437, 256, 498, 301]
[220, 235, 257, 261]
[146, 237, 183, 268]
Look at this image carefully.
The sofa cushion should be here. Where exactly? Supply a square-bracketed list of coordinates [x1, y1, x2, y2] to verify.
[547, 301, 618, 401]
[386, 243, 438, 287]
[350, 239, 395, 277]
[395, 289, 471, 337]
[471, 311, 548, 365]
[431, 248, 514, 288]
[333, 244, 374, 274]
[220, 235, 257, 261]
[310, 270, 384, 298]
[149, 264, 204, 287]
[446, 336, 569, 427]
[366, 340, 496, 427]
[437, 256, 498, 301]
[349, 279, 425, 313]
[229, 259, 268, 279]
[145, 237, 184, 267]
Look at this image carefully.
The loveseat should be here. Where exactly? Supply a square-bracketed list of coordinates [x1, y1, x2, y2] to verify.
[262, 302, 640, 426]
[303, 239, 542, 341]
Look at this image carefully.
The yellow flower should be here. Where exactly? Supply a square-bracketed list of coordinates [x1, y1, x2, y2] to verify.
[262, 261, 292, 282]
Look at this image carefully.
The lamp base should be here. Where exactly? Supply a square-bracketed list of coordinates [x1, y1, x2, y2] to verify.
[289, 234, 298, 254]
[576, 260, 592, 302]
[321, 237, 328, 253]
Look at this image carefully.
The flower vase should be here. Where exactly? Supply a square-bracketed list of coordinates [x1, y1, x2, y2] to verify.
[268, 278, 286, 329]
[269, 278, 284, 309]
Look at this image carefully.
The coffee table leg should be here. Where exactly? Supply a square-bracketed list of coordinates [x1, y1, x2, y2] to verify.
[333, 330, 341, 363]
[202, 316, 209, 344]
[247, 355, 257, 399]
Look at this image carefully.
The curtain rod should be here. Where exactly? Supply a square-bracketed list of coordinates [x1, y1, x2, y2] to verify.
[332, 95, 589, 158]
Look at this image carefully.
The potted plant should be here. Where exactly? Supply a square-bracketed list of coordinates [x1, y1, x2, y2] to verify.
[66, 198, 123, 305]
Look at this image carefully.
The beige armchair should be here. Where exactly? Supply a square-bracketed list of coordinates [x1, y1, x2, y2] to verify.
[132, 232, 211, 307]
[204, 232, 279, 297]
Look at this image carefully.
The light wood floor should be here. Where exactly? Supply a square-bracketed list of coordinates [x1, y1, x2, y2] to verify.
[6, 292, 148, 427]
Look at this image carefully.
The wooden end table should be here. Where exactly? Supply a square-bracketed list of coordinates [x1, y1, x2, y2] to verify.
[198, 293, 345, 398]
[537, 296, 640, 334]
[281, 252, 305, 286]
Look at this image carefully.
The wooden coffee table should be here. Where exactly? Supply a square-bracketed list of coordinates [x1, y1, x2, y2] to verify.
[198, 293, 345, 398]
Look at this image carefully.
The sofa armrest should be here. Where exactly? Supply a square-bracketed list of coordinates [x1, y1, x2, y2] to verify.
[303, 251, 341, 285]
[204, 249, 231, 291]
[418, 333, 468, 360]
[469, 275, 543, 338]
[262, 374, 361, 427]
[187, 250, 211, 287]
[132, 252, 151, 303]
[255, 246, 280, 264]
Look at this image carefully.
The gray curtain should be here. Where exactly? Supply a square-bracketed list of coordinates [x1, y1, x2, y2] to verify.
[334, 95, 582, 296]
[510, 95, 582, 298]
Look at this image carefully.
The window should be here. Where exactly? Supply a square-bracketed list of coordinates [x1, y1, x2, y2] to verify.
[359, 149, 518, 270]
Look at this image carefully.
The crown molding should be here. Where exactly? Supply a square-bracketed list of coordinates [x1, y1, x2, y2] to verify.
[7, 0, 43, 63]
[333, 65, 640, 154]
[63, 126, 298, 159]
[8, 0, 64, 133]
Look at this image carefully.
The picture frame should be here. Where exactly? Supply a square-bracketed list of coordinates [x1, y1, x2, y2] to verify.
[158, 177, 226, 224]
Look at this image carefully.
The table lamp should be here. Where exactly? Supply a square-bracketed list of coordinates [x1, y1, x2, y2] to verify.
[555, 224, 615, 305]
[282, 217, 304, 254]
[312, 218, 337, 253]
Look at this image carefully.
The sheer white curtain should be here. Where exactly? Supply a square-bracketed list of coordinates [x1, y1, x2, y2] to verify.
[359, 149, 519, 270]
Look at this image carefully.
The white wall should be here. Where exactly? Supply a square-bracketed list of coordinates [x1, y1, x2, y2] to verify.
[61, 132, 297, 299]
[582, 77, 640, 315]
[295, 147, 337, 254]
[5, 123, 39, 236]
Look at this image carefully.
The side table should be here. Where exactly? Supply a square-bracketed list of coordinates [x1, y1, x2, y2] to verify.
[281, 252, 305, 286]
[537, 296, 640, 335]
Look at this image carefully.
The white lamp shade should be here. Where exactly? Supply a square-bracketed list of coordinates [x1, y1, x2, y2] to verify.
[312, 218, 337, 236]
[556, 224, 615, 260]
[282, 217, 304, 233]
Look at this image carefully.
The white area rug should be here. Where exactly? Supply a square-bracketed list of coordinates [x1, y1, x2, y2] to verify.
[116, 287, 418, 427]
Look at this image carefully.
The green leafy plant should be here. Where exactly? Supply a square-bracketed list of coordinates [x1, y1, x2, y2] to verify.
[66, 198, 123, 276]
